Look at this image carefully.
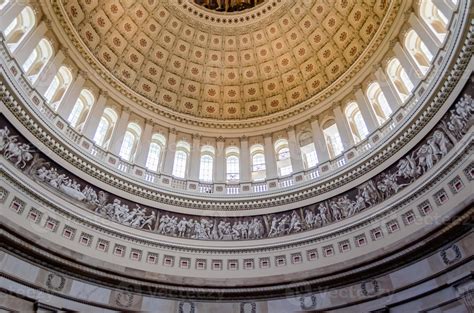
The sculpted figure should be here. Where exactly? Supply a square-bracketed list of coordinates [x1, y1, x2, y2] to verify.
[396, 154, 418, 182]
[329, 200, 343, 221]
[277, 215, 290, 235]
[289, 211, 302, 233]
[59, 179, 86, 201]
[337, 196, 352, 217]
[304, 209, 315, 228]
[217, 220, 227, 239]
[2, 136, 18, 159]
[141, 211, 156, 230]
[177, 218, 188, 237]
[167, 217, 178, 236]
[97, 191, 108, 207]
[447, 110, 466, 139]
[231, 222, 241, 240]
[131, 213, 145, 228]
[360, 185, 371, 205]
[461, 95, 474, 114]
[416, 144, 435, 173]
[354, 194, 366, 213]
[36, 166, 50, 181]
[318, 203, 329, 224]
[241, 221, 250, 239]
[49, 174, 66, 188]
[186, 218, 195, 237]
[427, 137, 442, 163]
[247, 218, 257, 239]
[313, 212, 322, 226]
[431, 130, 453, 157]
[4, 140, 34, 168]
[0, 126, 11, 151]
[157, 215, 170, 234]
[194, 220, 208, 239]
[255, 219, 264, 239]
[82, 186, 98, 205]
[268, 216, 280, 237]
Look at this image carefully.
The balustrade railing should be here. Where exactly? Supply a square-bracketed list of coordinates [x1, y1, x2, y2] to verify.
[144, 171, 157, 183]
[0, 18, 457, 197]
[226, 185, 240, 195]
[117, 161, 131, 173]
[252, 183, 267, 193]
[279, 177, 294, 188]
[199, 183, 213, 194]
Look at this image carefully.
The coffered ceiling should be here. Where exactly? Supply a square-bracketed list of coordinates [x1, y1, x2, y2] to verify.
[59, 0, 395, 120]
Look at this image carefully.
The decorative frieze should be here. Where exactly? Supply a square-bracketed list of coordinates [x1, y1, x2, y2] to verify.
[0, 86, 473, 242]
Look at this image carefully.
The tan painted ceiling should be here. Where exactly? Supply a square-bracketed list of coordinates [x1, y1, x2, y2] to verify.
[60, 0, 393, 120]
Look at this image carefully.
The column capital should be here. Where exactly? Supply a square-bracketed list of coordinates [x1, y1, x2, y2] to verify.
[59, 46, 69, 57]
[192, 133, 201, 140]
[371, 63, 380, 73]
[352, 84, 362, 92]
[403, 8, 413, 21]
[99, 90, 109, 98]
[309, 115, 320, 125]
[286, 125, 296, 133]
[44, 19, 53, 29]
[240, 135, 248, 141]
[78, 70, 89, 79]
[169, 128, 177, 135]
[389, 39, 398, 49]
[144, 118, 154, 125]
[263, 132, 273, 139]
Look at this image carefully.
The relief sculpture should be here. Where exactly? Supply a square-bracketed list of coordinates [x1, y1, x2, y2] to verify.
[0, 88, 472, 241]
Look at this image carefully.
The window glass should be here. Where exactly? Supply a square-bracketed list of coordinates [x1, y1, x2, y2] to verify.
[173, 150, 188, 178]
[199, 155, 214, 182]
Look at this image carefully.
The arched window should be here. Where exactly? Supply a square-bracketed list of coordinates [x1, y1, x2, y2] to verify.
[3, 6, 35, 51]
[299, 131, 318, 169]
[44, 66, 72, 109]
[172, 141, 190, 178]
[145, 134, 166, 172]
[67, 89, 94, 128]
[250, 144, 266, 181]
[68, 100, 84, 128]
[386, 58, 415, 102]
[93, 108, 118, 148]
[226, 146, 240, 181]
[199, 145, 215, 182]
[419, 0, 448, 42]
[118, 123, 142, 162]
[345, 102, 369, 142]
[22, 38, 53, 83]
[323, 121, 344, 158]
[367, 83, 392, 124]
[274, 138, 292, 176]
[405, 30, 434, 75]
